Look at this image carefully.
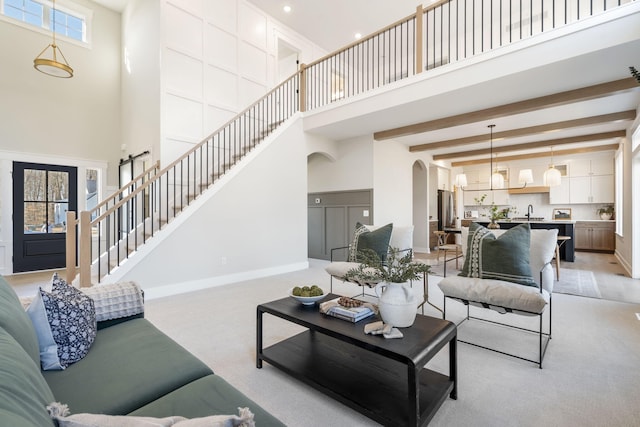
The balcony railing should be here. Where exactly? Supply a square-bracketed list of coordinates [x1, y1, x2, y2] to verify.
[66, 0, 634, 285]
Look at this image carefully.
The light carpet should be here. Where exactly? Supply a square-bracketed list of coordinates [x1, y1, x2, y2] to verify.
[144, 259, 640, 427]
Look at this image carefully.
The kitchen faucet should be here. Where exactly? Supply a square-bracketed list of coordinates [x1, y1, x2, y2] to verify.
[526, 204, 533, 221]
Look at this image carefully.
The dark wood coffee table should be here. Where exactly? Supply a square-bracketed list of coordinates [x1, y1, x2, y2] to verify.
[257, 294, 457, 426]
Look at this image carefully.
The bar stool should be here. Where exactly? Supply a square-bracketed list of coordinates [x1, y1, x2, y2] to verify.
[434, 230, 462, 275]
[554, 236, 572, 280]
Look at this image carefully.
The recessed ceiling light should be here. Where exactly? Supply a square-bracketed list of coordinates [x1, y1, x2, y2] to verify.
[355, 33, 362, 40]
[283, 5, 291, 13]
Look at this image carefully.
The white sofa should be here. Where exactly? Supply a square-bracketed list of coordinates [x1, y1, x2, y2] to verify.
[438, 225, 558, 368]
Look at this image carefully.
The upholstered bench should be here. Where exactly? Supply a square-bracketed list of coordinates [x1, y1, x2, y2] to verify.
[438, 223, 558, 368]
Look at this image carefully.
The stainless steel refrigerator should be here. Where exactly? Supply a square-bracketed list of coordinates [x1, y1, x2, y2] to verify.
[437, 189, 453, 230]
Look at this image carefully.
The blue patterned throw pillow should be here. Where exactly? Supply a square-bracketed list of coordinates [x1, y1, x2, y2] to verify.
[26, 274, 97, 370]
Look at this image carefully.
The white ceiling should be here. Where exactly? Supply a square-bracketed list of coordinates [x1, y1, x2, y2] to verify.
[246, 0, 426, 52]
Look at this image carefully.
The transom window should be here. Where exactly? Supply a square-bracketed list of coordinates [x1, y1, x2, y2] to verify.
[2, 0, 86, 43]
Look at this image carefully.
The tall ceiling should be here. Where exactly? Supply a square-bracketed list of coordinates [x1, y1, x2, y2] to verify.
[92, 1, 640, 165]
[244, 1, 640, 165]
[246, 0, 424, 52]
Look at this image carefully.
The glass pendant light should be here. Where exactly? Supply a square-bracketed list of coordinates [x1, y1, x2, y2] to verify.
[543, 147, 562, 187]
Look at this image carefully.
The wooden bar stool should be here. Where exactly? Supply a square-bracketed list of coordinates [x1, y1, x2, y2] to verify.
[434, 230, 462, 275]
[554, 236, 572, 280]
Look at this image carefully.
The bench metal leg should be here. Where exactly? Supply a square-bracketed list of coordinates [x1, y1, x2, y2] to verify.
[442, 296, 552, 368]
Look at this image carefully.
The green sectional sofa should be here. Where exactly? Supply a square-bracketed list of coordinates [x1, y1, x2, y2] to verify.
[0, 275, 284, 426]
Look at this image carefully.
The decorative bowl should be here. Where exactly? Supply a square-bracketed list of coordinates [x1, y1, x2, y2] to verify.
[289, 288, 326, 305]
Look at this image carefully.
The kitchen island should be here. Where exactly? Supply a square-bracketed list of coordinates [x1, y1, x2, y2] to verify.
[475, 220, 575, 262]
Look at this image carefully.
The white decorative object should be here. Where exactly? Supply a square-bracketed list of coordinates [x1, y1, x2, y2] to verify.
[374, 282, 418, 327]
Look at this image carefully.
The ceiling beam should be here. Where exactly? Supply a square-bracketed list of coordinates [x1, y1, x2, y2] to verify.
[409, 110, 636, 152]
[432, 130, 625, 160]
[374, 77, 638, 140]
[451, 144, 620, 166]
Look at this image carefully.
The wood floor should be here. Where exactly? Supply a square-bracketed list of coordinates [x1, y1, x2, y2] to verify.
[5, 252, 640, 304]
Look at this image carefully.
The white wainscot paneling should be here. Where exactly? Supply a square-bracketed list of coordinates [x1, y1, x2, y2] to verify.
[164, 94, 204, 140]
[165, 3, 203, 59]
[167, 0, 203, 16]
[164, 49, 203, 100]
[239, 78, 267, 110]
[206, 24, 237, 71]
[205, 105, 236, 134]
[162, 137, 198, 166]
[205, 66, 237, 109]
[239, 3, 267, 49]
[205, 0, 236, 34]
[239, 41, 267, 85]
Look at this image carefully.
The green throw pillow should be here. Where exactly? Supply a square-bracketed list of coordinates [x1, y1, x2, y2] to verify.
[459, 222, 536, 287]
[351, 222, 393, 262]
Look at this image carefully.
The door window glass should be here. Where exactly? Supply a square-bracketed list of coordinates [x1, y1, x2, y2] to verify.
[23, 168, 69, 234]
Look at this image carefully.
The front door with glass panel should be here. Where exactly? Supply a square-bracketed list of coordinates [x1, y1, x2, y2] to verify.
[13, 162, 78, 272]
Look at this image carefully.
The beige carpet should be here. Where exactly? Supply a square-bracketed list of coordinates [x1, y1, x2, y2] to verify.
[144, 259, 640, 427]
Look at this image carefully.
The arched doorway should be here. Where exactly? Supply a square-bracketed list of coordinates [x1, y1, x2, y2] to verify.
[412, 160, 429, 253]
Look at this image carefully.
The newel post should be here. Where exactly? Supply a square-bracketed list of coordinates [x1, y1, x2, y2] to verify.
[299, 63, 307, 112]
[65, 211, 77, 284]
[415, 4, 424, 75]
[79, 211, 92, 288]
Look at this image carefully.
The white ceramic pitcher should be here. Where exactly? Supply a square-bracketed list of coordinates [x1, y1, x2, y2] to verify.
[374, 282, 418, 327]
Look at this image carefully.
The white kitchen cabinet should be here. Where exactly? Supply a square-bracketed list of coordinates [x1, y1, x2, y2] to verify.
[570, 157, 614, 177]
[568, 176, 591, 203]
[550, 154, 615, 204]
[590, 174, 614, 203]
[437, 167, 450, 191]
[568, 174, 614, 204]
[549, 177, 570, 204]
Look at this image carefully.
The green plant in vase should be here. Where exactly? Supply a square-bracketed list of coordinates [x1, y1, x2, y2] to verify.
[596, 205, 614, 220]
[344, 247, 431, 327]
[343, 247, 431, 284]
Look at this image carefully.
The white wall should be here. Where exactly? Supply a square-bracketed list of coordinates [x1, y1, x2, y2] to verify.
[159, 0, 325, 167]
[308, 136, 434, 246]
[617, 108, 640, 277]
[0, 0, 122, 185]
[121, 0, 161, 163]
[115, 117, 308, 296]
[373, 139, 434, 228]
[307, 136, 373, 193]
[0, 0, 120, 274]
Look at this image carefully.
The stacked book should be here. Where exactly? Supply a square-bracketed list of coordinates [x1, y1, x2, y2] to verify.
[322, 298, 375, 323]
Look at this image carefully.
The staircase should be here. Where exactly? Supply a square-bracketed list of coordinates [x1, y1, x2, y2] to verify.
[64, 0, 634, 286]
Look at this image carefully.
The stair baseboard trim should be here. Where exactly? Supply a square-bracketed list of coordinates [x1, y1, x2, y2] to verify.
[141, 261, 310, 300]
